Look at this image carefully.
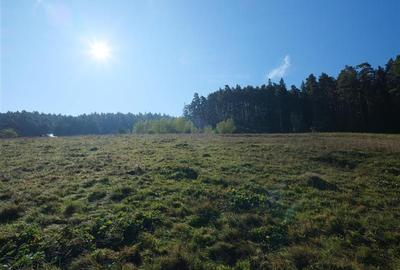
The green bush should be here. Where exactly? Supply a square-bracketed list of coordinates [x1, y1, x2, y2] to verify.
[0, 128, 18, 138]
[203, 125, 215, 134]
[133, 118, 196, 134]
[216, 119, 236, 134]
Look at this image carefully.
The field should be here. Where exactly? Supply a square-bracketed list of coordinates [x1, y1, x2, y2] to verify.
[0, 133, 400, 269]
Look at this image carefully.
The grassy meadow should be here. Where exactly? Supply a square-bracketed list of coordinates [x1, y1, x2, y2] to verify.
[0, 133, 399, 269]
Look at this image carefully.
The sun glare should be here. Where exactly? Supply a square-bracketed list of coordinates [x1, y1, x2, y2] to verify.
[89, 40, 111, 61]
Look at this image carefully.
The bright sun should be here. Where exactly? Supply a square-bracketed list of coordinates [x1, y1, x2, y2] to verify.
[89, 40, 111, 61]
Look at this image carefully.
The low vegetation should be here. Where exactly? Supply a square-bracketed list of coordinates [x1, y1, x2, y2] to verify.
[133, 118, 237, 134]
[0, 128, 18, 138]
[216, 118, 236, 134]
[0, 133, 399, 269]
[133, 118, 196, 134]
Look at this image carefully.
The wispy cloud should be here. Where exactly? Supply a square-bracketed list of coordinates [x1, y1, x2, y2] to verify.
[267, 55, 291, 80]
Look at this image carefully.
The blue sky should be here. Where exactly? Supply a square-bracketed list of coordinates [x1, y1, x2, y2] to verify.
[1, 0, 399, 116]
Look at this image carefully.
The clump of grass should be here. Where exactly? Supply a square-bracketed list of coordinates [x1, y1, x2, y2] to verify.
[154, 245, 191, 270]
[110, 186, 132, 201]
[250, 223, 288, 251]
[207, 241, 249, 265]
[63, 201, 83, 217]
[127, 164, 145, 175]
[189, 202, 220, 227]
[173, 167, 198, 180]
[99, 177, 110, 185]
[0, 173, 10, 182]
[201, 177, 229, 187]
[312, 150, 369, 170]
[91, 212, 159, 249]
[88, 190, 107, 202]
[40, 202, 60, 214]
[69, 254, 99, 270]
[288, 246, 318, 270]
[0, 204, 23, 223]
[119, 245, 141, 265]
[229, 189, 269, 211]
[161, 166, 198, 180]
[82, 179, 97, 188]
[305, 174, 338, 191]
[92, 248, 119, 265]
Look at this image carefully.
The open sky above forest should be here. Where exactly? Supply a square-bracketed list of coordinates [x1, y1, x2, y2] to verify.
[1, 0, 399, 116]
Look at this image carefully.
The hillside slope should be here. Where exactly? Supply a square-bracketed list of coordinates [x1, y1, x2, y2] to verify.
[1, 134, 399, 269]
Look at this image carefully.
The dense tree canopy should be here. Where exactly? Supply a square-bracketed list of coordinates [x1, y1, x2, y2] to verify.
[184, 55, 400, 133]
[0, 112, 169, 137]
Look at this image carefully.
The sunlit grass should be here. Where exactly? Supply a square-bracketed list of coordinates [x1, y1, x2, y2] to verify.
[0, 133, 399, 269]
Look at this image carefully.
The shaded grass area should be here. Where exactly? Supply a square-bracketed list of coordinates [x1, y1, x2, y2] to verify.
[0, 133, 399, 269]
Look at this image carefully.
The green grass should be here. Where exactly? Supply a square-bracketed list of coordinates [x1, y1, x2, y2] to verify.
[0, 133, 399, 269]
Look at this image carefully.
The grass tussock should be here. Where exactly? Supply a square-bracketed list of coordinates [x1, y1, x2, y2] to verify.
[0, 204, 23, 223]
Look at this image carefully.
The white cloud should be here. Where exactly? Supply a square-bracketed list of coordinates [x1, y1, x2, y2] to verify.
[267, 55, 291, 80]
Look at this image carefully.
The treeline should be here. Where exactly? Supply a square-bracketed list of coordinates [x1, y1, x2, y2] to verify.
[0, 111, 170, 137]
[184, 55, 400, 133]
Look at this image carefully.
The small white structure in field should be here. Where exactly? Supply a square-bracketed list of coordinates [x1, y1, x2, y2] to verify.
[46, 133, 57, 138]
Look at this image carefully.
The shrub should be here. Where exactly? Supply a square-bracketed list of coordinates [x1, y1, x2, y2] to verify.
[216, 119, 236, 134]
[203, 125, 215, 134]
[133, 118, 195, 134]
[0, 128, 18, 138]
